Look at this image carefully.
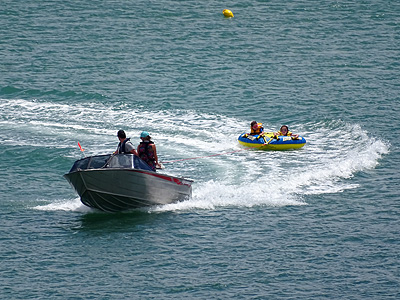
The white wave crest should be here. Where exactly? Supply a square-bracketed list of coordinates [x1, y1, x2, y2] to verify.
[2, 99, 390, 211]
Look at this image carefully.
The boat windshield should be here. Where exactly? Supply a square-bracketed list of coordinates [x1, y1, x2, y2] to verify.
[107, 154, 153, 171]
[69, 154, 111, 172]
[68, 154, 153, 173]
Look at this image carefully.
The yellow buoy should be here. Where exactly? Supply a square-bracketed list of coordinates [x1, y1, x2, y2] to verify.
[223, 9, 234, 18]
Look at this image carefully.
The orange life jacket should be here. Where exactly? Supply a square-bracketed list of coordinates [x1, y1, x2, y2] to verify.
[250, 123, 264, 135]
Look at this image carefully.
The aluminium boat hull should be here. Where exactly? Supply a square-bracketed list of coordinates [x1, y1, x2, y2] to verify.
[64, 169, 192, 212]
[64, 154, 192, 212]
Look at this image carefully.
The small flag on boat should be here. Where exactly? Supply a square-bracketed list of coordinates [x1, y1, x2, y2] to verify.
[78, 142, 84, 152]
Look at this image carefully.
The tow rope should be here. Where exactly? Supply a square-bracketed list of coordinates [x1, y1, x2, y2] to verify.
[160, 147, 254, 164]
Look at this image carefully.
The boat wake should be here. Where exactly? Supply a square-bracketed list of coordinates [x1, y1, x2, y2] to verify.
[2, 99, 389, 212]
[33, 198, 92, 213]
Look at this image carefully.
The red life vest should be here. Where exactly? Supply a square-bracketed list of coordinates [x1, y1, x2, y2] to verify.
[138, 141, 156, 170]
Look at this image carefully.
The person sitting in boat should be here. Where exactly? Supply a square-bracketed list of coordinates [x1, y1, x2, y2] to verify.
[115, 130, 138, 155]
[250, 121, 264, 136]
[137, 131, 160, 171]
[274, 125, 299, 139]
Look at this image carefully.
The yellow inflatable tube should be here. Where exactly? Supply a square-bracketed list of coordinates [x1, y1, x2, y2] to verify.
[238, 132, 306, 151]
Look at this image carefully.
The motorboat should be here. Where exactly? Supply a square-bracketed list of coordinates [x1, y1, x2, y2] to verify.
[238, 132, 306, 150]
[64, 154, 193, 212]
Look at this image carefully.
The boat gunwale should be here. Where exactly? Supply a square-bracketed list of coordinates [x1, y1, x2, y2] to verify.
[64, 167, 194, 186]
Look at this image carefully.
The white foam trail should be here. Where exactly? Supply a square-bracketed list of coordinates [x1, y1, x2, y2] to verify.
[33, 198, 92, 212]
[151, 180, 306, 213]
[2, 99, 390, 211]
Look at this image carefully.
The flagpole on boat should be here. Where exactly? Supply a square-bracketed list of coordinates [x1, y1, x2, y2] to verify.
[77, 142, 86, 157]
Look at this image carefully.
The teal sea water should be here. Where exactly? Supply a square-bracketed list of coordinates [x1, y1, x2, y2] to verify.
[1, 0, 399, 298]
